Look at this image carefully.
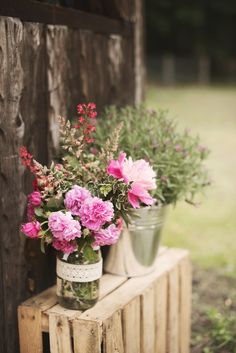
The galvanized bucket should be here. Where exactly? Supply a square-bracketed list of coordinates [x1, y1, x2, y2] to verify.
[104, 205, 167, 277]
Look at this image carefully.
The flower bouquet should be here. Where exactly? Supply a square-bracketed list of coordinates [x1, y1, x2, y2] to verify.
[20, 103, 156, 309]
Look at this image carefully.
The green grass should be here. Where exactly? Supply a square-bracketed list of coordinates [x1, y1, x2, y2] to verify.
[146, 85, 236, 274]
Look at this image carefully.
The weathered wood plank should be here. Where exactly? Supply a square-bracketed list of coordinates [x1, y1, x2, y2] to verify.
[18, 306, 43, 353]
[140, 286, 155, 353]
[0, 0, 133, 36]
[179, 256, 192, 353]
[49, 314, 73, 353]
[122, 296, 140, 353]
[73, 319, 102, 353]
[167, 265, 180, 353]
[104, 310, 124, 353]
[154, 274, 168, 353]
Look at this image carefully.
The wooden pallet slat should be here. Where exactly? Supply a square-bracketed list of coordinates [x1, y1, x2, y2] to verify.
[140, 286, 155, 353]
[18, 306, 43, 353]
[73, 319, 102, 353]
[154, 274, 168, 353]
[49, 314, 73, 353]
[104, 310, 124, 353]
[122, 296, 141, 353]
[167, 266, 180, 353]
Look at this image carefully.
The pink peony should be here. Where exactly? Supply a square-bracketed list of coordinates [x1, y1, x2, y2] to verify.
[28, 191, 42, 207]
[21, 221, 41, 238]
[107, 152, 127, 181]
[64, 185, 91, 216]
[107, 152, 156, 208]
[93, 224, 121, 246]
[52, 239, 77, 254]
[79, 197, 114, 231]
[128, 183, 155, 208]
[48, 211, 81, 241]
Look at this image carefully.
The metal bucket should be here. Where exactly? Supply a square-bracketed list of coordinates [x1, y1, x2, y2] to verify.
[104, 206, 167, 277]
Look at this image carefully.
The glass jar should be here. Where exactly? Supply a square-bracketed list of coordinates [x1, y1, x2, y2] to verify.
[56, 247, 102, 310]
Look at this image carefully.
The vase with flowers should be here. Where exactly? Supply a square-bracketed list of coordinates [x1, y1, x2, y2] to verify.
[20, 103, 157, 309]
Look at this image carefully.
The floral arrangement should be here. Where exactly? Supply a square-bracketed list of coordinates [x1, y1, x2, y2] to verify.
[95, 105, 211, 206]
[20, 103, 157, 256]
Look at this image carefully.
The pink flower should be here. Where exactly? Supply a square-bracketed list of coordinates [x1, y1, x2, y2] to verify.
[52, 239, 77, 254]
[27, 204, 35, 221]
[48, 211, 81, 241]
[107, 152, 127, 180]
[128, 183, 155, 208]
[28, 191, 42, 207]
[93, 224, 121, 246]
[64, 185, 91, 216]
[79, 197, 114, 231]
[21, 221, 41, 238]
[107, 152, 156, 208]
[122, 156, 156, 190]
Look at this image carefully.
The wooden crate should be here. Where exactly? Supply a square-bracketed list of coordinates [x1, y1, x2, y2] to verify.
[18, 247, 191, 353]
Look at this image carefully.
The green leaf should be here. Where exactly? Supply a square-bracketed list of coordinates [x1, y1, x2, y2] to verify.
[83, 245, 99, 263]
[34, 207, 45, 217]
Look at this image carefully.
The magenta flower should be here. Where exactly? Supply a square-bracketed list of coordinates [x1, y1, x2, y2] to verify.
[28, 191, 42, 207]
[64, 185, 91, 215]
[107, 152, 156, 208]
[48, 211, 81, 241]
[21, 221, 41, 238]
[93, 224, 121, 246]
[27, 204, 35, 221]
[128, 183, 155, 208]
[79, 197, 114, 231]
[52, 239, 77, 254]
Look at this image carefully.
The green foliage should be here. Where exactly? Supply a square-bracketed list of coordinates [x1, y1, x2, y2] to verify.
[204, 308, 236, 353]
[96, 105, 210, 206]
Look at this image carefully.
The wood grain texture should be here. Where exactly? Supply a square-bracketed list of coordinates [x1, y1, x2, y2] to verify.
[49, 314, 73, 353]
[18, 306, 43, 353]
[140, 286, 155, 353]
[167, 266, 180, 353]
[0, 17, 30, 353]
[73, 319, 102, 353]
[154, 274, 168, 353]
[179, 256, 192, 353]
[122, 296, 140, 353]
[104, 310, 124, 353]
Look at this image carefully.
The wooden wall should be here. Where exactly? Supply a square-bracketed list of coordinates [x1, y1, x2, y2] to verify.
[0, 1, 144, 352]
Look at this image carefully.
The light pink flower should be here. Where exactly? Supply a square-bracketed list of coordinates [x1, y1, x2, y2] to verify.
[79, 197, 114, 231]
[52, 239, 77, 254]
[21, 221, 41, 238]
[93, 224, 121, 246]
[128, 183, 155, 208]
[48, 211, 81, 241]
[64, 185, 91, 216]
[28, 191, 42, 207]
[122, 156, 156, 190]
[107, 152, 156, 208]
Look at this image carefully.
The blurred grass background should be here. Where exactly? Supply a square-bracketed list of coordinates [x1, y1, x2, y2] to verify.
[146, 85, 236, 275]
